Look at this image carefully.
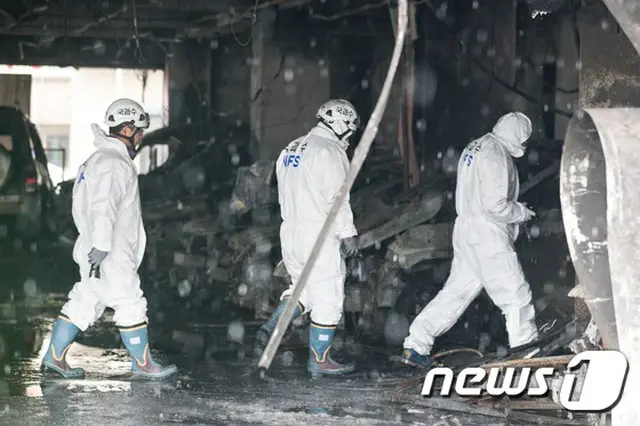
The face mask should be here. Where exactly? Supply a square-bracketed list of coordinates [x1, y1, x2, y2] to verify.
[511, 144, 526, 158]
[493, 133, 526, 158]
[128, 147, 137, 160]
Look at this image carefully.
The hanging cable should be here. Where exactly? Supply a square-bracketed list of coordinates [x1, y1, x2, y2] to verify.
[132, 0, 143, 63]
[231, 0, 260, 47]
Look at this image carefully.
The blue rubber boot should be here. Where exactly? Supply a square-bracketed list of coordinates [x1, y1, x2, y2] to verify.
[119, 323, 177, 380]
[307, 323, 355, 378]
[398, 348, 432, 369]
[254, 298, 303, 357]
[41, 315, 85, 378]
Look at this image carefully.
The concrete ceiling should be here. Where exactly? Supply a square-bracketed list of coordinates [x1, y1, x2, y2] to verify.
[0, 0, 293, 40]
[0, 0, 309, 67]
[0, 0, 394, 68]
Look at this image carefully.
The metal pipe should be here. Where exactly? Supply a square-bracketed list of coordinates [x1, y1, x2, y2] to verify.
[560, 108, 640, 425]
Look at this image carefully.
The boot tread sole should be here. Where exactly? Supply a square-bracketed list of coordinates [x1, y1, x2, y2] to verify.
[131, 365, 178, 380]
[398, 358, 430, 369]
[41, 362, 85, 379]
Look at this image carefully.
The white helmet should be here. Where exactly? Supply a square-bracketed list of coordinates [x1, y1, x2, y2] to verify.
[316, 99, 360, 140]
[104, 98, 150, 129]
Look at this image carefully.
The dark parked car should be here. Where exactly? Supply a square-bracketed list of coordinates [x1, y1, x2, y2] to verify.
[0, 106, 57, 240]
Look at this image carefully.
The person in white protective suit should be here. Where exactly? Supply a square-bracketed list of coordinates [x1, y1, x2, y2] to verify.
[396, 112, 539, 369]
[41, 98, 177, 380]
[254, 99, 361, 377]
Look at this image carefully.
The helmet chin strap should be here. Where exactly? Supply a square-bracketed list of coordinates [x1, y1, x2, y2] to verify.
[320, 119, 352, 141]
[117, 127, 142, 159]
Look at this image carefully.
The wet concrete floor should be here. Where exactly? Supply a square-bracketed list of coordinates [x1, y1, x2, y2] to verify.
[0, 241, 583, 425]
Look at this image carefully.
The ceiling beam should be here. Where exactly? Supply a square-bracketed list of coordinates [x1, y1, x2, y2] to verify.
[0, 21, 221, 39]
[136, 0, 256, 12]
[0, 36, 165, 68]
[0, 0, 314, 39]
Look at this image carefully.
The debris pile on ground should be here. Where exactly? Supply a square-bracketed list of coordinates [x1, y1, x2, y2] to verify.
[390, 313, 605, 426]
[52, 122, 573, 363]
[144, 129, 464, 335]
[137, 135, 569, 364]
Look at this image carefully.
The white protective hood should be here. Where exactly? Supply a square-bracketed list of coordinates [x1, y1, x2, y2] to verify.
[491, 112, 532, 158]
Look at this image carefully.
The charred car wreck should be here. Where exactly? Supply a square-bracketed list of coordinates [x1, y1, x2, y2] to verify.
[137, 123, 574, 364]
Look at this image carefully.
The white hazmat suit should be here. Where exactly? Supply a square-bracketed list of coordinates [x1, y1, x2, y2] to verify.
[276, 123, 357, 326]
[61, 123, 148, 331]
[404, 112, 539, 356]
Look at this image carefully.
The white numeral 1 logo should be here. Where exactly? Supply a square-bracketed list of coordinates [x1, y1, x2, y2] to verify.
[421, 350, 629, 412]
[559, 350, 628, 411]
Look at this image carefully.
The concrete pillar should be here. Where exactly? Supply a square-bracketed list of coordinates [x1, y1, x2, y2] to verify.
[0, 74, 31, 115]
[250, 8, 330, 161]
[493, 0, 517, 86]
[166, 40, 212, 126]
[561, 5, 640, 424]
[554, 16, 580, 139]
[578, 1, 640, 108]
[250, 8, 276, 160]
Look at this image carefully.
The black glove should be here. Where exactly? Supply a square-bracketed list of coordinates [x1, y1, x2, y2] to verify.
[519, 202, 536, 222]
[340, 236, 359, 258]
[88, 247, 108, 266]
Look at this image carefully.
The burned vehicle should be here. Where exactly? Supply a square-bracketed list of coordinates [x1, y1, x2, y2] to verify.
[134, 121, 256, 313]
[53, 117, 572, 357]
[0, 107, 57, 242]
[157, 135, 574, 359]
[53, 119, 252, 256]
